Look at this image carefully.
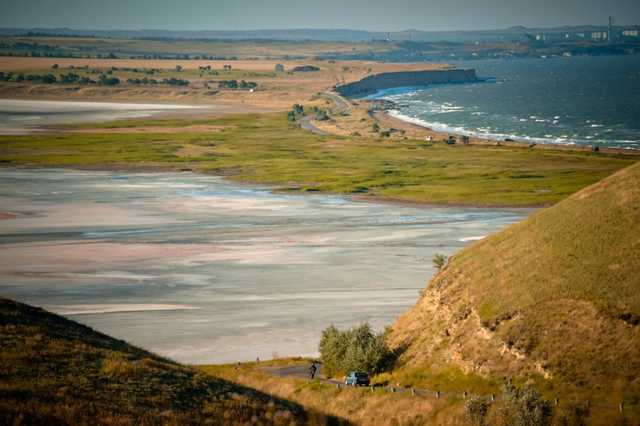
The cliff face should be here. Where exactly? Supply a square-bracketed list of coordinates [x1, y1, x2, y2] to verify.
[336, 69, 478, 97]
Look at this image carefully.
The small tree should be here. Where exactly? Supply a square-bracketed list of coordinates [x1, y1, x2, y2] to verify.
[432, 253, 447, 270]
[292, 104, 305, 115]
[315, 108, 329, 121]
[275, 63, 285, 72]
[501, 384, 552, 426]
[99, 75, 120, 86]
[319, 323, 393, 377]
[372, 122, 380, 133]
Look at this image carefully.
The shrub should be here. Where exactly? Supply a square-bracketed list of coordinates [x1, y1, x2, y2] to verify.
[99, 75, 120, 86]
[41, 74, 57, 84]
[555, 402, 589, 426]
[293, 104, 304, 115]
[219, 80, 238, 89]
[288, 104, 305, 122]
[275, 63, 285, 72]
[239, 80, 257, 90]
[432, 253, 447, 270]
[163, 77, 189, 86]
[292, 65, 320, 72]
[314, 108, 329, 121]
[319, 323, 393, 377]
[465, 396, 490, 426]
[501, 384, 552, 426]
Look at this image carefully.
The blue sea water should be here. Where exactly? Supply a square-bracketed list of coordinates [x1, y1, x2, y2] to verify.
[374, 55, 640, 149]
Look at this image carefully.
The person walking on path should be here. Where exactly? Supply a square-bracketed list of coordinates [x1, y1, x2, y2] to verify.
[309, 362, 318, 379]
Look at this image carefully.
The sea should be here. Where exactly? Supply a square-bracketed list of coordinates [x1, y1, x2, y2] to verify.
[371, 55, 640, 149]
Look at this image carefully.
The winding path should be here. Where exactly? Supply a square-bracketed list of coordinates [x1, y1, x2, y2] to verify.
[297, 91, 352, 136]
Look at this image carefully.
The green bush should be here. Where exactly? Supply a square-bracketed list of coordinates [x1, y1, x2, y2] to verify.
[501, 384, 552, 426]
[99, 75, 120, 86]
[319, 323, 393, 377]
[432, 253, 447, 270]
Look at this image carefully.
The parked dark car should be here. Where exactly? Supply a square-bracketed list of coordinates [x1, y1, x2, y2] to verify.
[345, 371, 370, 386]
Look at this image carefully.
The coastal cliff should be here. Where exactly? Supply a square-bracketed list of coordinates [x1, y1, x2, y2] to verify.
[336, 69, 478, 97]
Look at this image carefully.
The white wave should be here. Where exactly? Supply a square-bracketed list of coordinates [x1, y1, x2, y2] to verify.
[387, 110, 638, 148]
[52, 304, 201, 315]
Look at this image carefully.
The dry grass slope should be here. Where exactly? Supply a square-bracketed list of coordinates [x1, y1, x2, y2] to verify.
[0, 298, 343, 425]
[389, 162, 640, 421]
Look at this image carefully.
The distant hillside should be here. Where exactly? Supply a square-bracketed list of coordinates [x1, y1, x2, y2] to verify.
[1, 24, 638, 43]
[389, 161, 640, 400]
[0, 298, 338, 425]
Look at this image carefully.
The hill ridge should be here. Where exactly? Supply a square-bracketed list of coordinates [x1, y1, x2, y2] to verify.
[389, 161, 640, 399]
[0, 298, 340, 425]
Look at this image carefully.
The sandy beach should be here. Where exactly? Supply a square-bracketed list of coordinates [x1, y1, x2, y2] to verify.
[372, 109, 640, 156]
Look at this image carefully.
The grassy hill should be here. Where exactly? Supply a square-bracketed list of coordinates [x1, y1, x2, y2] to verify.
[388, 161, 640, 417]
[0, 298, 341, 425]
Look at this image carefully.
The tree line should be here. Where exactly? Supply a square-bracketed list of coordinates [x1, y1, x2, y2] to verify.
[0, 72, 189, 87]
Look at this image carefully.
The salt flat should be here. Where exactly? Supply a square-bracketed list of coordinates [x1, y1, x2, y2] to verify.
[0, 168, 530, 363]
[0, 99, 203, 134]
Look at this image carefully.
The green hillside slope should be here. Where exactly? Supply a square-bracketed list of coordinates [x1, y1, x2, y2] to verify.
[0, 298, 339, 425]
[389, 161, 640, 405]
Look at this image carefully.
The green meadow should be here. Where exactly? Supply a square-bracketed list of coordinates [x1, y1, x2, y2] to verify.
[0, 112, 635, 207]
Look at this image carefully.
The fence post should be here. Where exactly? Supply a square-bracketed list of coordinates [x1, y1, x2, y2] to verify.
[411, 388, 416, 396]
[491, 394, 495, 401]
[435, 391, 440, 399]
[336, 383, 340, 389]
[554, 398, 559, 406]
[619, 402, 624, 413]
[370, 386, 374, 393]
[463, 391, 467, 399]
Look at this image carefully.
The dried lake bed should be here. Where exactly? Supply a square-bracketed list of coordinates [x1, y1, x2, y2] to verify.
[0, 168, 530, 363]
[0, 99, 204, 134]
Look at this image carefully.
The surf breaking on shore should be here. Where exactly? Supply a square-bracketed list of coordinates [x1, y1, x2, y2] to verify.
[365, 55, 640, 150]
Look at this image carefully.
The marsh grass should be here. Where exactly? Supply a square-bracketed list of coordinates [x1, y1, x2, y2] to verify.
[0, 112, 635, 207]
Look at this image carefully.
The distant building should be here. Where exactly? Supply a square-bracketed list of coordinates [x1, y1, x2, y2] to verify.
[590, 31, 608, 41]
[535, 33, 563, 42]
[622, 29, 639, 38]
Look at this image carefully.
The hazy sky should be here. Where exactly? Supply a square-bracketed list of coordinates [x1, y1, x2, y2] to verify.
[2, 0, 640, 31]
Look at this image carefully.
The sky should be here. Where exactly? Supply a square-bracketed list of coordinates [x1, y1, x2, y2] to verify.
[2, 0, 640, 32]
